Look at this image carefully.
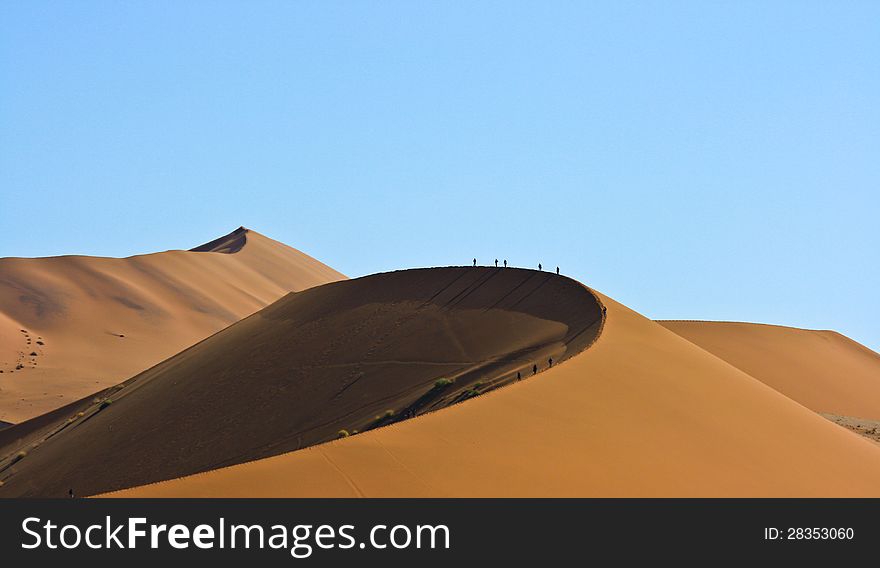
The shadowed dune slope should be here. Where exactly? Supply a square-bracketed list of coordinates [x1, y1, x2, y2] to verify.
[660, 321, 880, 420]
[111, 291, 880, 497]
[0, 227, 345, 423]
[0, 267, 602, 497]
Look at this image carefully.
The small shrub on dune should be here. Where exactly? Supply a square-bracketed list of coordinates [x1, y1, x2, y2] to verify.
[434, 378, 454, 389]
[12, 450, 27, 464]
[337, 429, 350, 438]
[99, 398, 113, 410]
[373, 409, 396, 424]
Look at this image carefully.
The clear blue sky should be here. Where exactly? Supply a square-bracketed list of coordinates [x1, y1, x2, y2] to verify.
[2, 2, 878, 350]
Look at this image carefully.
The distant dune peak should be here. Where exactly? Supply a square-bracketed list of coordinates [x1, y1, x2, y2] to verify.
[189, 226, 250, 254]
[0, 227, 346, 423]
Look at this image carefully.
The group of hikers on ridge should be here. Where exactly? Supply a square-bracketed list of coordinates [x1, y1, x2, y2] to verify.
[514, 356, 554, 383]
[473, 258, 560, 275]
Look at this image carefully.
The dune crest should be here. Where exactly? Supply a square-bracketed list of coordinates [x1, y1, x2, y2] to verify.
[0, 267, 601, 497]
[0, 228, 345, 423]
[660, 321, 880, 420]
[109, 290, 880, 497]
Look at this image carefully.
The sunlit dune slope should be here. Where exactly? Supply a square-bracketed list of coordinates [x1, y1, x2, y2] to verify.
[0, 227, 344, 423]
[660, 321, 880, 420]
[0, 267, 601, 497]
[111, 292, 880, 497]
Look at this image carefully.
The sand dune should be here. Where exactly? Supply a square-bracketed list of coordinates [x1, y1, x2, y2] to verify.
[660, 321, 880, 420]
[108, 290, 880, 497]
[0, 268, 601, 497]
[0, 227, 344, 423]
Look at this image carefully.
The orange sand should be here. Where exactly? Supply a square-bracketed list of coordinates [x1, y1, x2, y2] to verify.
[109, 291, 880, 497]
